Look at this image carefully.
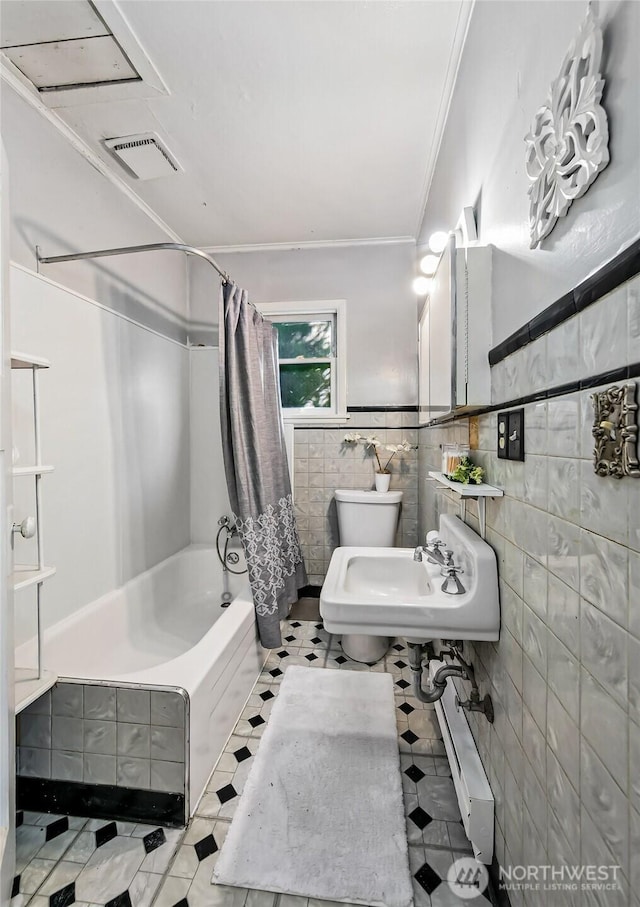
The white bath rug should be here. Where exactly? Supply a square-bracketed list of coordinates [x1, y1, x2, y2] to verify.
[212, 665, 413, 907]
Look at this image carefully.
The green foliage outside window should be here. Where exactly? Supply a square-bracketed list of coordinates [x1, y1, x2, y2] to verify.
[276, 321, 332, 359]
[279, 363, 331, 409]
[272, 318, 334, 410]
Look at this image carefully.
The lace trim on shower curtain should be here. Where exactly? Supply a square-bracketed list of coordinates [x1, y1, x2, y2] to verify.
[233, 493, 304, 617]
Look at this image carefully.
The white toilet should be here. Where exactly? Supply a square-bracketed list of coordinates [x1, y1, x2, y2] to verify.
[333, 488, 403, 663]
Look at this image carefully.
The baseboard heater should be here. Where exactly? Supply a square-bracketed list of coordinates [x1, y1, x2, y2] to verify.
[429, 659, 494, 864]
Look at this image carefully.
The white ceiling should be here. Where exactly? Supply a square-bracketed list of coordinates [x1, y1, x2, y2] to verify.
[1, 0, 472, 248]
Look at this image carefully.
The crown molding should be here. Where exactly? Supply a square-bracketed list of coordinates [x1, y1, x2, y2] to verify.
[1, 58, 183, 243]
[413, 0, 475, 239]
[201, 236, 416, 255]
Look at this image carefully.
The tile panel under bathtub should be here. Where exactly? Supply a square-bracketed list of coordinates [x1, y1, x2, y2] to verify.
[16, 682, 189, 827]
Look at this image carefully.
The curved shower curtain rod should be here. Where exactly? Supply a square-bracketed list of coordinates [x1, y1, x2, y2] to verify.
[36, 241, 233, 285]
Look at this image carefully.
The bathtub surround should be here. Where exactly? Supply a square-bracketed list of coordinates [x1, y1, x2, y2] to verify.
[213, 667, 413, 906]
[219, 283, 307, 648]
[9, 264, 267, 834]
[418, 268, 640, 905]
[16, 683, 187, 827]
[190, 348, 232, 545]
[11, 265, 191, 648]
[9, 249, 419, 647]
[14, 546, 264, 828]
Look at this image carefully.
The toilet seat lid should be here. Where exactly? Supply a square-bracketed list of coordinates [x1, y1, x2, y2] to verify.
[335, 489, 403, 504]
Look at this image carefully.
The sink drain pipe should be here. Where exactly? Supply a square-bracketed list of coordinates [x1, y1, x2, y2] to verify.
[406, 642, 494, 722]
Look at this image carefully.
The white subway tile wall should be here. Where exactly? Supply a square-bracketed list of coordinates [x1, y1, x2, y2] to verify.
[294, 414, 419, 584]
[417, 272, 640, 906]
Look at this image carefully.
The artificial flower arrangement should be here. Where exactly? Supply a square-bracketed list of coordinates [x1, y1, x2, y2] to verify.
[344, 432, 415, 474]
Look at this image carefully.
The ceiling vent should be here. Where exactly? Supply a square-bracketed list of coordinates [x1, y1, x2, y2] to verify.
[104, 132, 181, 180]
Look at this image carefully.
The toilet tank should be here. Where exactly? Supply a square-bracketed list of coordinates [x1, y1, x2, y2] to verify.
[335, 489, 403, 547]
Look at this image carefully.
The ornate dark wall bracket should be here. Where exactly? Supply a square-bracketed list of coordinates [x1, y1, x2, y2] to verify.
[591, 383, 640, 478]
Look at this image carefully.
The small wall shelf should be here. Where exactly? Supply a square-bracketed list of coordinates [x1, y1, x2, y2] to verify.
[428, 472, 504, 497]
[428, 471, 503, 539]
[12, 465, 54, 477]
[11, 352, 50, 370]
[12, 566, 57, 592]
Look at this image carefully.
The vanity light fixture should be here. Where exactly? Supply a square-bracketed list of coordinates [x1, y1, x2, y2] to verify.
[415, 211, 477, 295]
[412, 276, 431, 296]
[428, 231, 450, 254]
[419, 254, 439, 276]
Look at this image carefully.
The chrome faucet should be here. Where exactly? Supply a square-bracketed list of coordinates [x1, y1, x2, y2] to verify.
[413, 537, 447, 565]
[440, 553, 466, 594]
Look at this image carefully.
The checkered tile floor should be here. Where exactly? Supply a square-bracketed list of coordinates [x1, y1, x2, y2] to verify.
[11, 811, 182, 907]
[13, 621, 492, 906]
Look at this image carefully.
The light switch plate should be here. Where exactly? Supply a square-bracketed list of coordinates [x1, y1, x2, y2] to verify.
[497, 408, 525, 460]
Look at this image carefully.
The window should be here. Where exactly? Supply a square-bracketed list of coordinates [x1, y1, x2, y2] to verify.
[258, 300, 347, 422]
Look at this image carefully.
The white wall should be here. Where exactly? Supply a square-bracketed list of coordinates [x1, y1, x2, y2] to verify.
[189, 242, 419, 407]
[2, 84, 188, 332]
[11, 266, 190, 646]
[419, 0, 640, 343]
[190, 348, 232, 543]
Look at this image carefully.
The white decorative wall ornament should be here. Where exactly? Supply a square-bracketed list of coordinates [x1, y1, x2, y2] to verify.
[524, 10, 610, 249]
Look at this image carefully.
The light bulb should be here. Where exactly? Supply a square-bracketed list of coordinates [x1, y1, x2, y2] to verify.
[419, 254, 439, 276]
[428, 231, 449, 254]
[412, 276, 431, 296]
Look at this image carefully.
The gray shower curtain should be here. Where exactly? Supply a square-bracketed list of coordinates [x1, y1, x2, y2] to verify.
[219, 282, 307, 648]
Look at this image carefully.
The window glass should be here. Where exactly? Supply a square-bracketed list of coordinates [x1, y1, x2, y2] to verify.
[276, 320, 333, 359]
[279, 363, 331, 409]
[258, 300, 345, 421]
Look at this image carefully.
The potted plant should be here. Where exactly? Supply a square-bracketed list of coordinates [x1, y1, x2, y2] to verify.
[447, 455, 485, 485]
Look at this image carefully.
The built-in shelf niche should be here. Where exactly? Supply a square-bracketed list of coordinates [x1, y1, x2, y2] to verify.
[11, 350, 57, 713]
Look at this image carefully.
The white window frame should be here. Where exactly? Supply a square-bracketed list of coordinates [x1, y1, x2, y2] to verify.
[257, 300, 348, 424]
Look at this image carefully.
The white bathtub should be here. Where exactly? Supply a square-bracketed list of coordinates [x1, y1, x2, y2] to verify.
[16, 545, 265, 818]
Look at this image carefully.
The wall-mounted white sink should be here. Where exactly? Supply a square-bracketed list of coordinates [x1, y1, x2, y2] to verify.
[342, 554, 432, 599]
[320, 514, 499, 641]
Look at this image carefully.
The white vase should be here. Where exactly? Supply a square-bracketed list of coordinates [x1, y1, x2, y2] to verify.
[374, 472, 391, 492]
